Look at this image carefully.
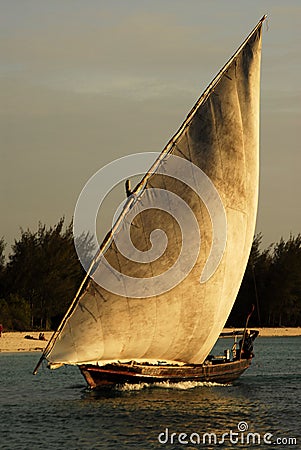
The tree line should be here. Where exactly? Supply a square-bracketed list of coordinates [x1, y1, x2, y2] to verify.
[0, 219, 95, 331]
[227, 233, 301, 328]
[0, 219, 300, 330]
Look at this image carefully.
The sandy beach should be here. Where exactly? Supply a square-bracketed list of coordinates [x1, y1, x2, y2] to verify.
[0, 328, 300, 353]
[223, 327, 301, 337]
[0, 331, 53, 353]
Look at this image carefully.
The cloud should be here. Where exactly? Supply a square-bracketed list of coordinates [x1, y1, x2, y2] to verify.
[0, 10, 234, 100]
[1, 1, 300, 251]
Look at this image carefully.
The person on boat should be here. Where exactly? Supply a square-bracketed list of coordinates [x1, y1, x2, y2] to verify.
[239, 330, 259, 359]
[125, 180, 132, 197]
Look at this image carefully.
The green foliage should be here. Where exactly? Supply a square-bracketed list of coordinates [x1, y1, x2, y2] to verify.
[0, 237, 5, 270]
[264, 234, 301, 326]
[3, 218, 95, 330]
[0, 295, 31, 331]
[0, 238, 6, 303]
[227, 233, 301, 327]
[0, 298, 12, 329]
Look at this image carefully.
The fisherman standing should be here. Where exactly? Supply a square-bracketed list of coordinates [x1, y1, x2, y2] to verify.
[239, 330, 259, 359]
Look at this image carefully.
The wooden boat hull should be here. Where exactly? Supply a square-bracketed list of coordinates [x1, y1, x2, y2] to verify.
[79, 358, 252, 389]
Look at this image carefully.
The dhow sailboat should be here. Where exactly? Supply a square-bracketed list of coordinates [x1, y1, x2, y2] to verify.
[34, 16, 265, 388]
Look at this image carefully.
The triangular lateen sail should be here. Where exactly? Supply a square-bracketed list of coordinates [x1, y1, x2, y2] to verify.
[34, 16, 265, 373]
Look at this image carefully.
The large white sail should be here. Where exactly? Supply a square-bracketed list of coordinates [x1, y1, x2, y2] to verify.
[43, 18, 264, 368]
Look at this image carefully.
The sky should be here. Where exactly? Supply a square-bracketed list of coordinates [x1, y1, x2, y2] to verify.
[1, 0, 300, 254]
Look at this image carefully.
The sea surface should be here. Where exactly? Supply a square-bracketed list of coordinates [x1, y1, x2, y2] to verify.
[0, 337, 300, 449]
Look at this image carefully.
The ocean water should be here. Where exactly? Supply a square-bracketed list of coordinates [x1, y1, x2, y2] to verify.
[0, 337, 300, 449]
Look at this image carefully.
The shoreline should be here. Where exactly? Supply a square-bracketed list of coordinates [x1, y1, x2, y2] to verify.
[0, 331, 53, 353]
[0, 328, 300, 353]
[223, 327, 301, 337]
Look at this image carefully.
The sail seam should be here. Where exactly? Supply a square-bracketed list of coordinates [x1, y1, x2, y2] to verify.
[111, 234, 133, 358]
[92, 284, 105, 359]
[131, 193, 158, 359]
[169, 132, 207, 361]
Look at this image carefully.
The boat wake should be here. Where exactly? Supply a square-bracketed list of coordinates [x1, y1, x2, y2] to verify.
[117, 380, 230, 391]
